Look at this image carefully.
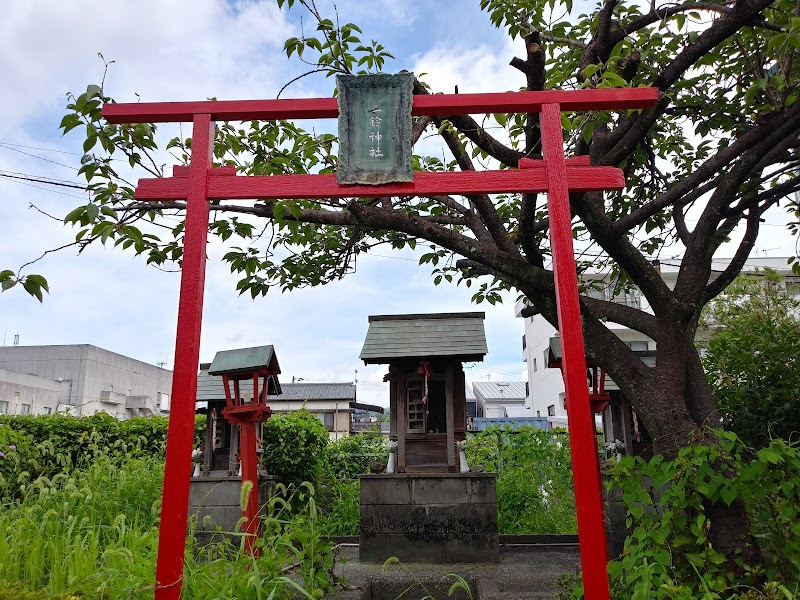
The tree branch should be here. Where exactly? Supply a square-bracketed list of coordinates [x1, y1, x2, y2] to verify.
[413, 78, 523, 167]
[603, 0, 777, 167]
[702, 207, 761, 303]
[610, 101, 800, 235]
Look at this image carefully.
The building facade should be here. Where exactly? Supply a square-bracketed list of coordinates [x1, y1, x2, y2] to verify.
[0, 344, 172, 418]
[0, 369, 59, 416]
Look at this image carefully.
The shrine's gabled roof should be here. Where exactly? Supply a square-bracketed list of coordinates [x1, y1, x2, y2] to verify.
[359, 312, 487, 364]
[208, 345, 280, 376]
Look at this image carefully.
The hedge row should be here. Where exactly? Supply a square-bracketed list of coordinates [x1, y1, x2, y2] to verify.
[0, 413, 204, 494]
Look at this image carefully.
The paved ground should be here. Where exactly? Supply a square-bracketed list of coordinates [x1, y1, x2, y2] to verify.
[329, 544, 581, 599]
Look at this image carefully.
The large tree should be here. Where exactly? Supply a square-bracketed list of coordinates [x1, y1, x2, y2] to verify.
[4, 0, 800, 556]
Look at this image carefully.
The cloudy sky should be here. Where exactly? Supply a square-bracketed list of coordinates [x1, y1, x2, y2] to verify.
[0, 0, 539, 407]
[2, 1, 798, 409]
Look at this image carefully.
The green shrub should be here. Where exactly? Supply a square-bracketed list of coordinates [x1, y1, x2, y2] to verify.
[0, 426, 37, 496]
[587, 430, 800, 599]
[325, 429, 387, 480]
[262, 409, 329, 487]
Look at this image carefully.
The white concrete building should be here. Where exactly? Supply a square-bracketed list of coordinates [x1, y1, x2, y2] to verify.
[0, 344, 172, 418]
[517, 257, 800, 424]
[0, 369, 59, 416]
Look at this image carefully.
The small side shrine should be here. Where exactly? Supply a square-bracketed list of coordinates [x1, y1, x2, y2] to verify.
[189, 345, 280, 552]
[358, 312, 499, 563]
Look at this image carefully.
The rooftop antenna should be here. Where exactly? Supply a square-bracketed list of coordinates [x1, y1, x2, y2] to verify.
[354, 369, 358, 386]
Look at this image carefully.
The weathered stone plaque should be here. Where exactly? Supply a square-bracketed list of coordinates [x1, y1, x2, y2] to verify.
[337, 72, 413, 185]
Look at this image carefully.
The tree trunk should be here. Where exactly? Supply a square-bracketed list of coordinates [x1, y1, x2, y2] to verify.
[613, 323, 759, 563]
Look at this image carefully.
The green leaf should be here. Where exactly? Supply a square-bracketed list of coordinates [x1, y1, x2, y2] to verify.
[719, 486, 738, 506]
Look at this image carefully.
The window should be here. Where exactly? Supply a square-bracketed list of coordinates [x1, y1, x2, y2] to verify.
[536, 410, 541, 417]
[525, 382, 530, 397]
[533, 357, 537, 373]
[547, 404, 556, 417]
[0, 401, 8, 414]
[21, 404, 31, 415]
[626, 341, 649, 352]
[318, 412, 335, 432]
[43, 407, 52, 415]
[522, 335, 526, 350]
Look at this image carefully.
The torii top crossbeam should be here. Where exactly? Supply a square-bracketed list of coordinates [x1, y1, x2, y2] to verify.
[102, 86, 658, 600]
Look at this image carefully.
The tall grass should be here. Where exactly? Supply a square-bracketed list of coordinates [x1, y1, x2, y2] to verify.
[0, 456, 161, 598]
[0, 458, 337, 599]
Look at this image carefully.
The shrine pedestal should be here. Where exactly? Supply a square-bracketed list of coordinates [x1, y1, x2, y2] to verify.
[359, 473, 499, 563]
[188, 474, 276, 546]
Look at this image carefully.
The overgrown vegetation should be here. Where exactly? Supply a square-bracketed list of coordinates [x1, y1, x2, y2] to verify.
[466, 426, 577, 534]
[261, 409, 330, 489]
[317, 429, 388, 536]
[0, 414, 584, 597]
[560, 430, 800, 599]
[0, 413, 203, 494]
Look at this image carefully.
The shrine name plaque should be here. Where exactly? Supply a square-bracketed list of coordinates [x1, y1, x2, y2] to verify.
[337, 72, 413, 185]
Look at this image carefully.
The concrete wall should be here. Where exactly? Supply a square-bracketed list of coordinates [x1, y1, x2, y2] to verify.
[0, 369, 59, 415]
[359, 473, 499, 563]
[0, 345, 172, 418]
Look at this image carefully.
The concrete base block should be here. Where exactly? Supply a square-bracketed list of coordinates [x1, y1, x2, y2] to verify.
[359, 473, 499, 563]
[188, 474, 276, 545]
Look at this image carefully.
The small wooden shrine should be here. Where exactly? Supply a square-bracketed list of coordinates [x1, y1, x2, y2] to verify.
[360, 312, 487, 473]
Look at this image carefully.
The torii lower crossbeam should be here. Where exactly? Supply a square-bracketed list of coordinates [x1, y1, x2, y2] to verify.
[104, 86, 658, 600]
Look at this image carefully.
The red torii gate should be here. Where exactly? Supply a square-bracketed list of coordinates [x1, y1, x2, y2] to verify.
[103, 86, 658, 600]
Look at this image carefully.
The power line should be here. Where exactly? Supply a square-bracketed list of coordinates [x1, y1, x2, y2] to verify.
[0, 143, 78, 170]
[1, 177, 88, 201]
[0, 141, 87, 157]
[0, 169, 86, 190]
[0, 140, 127, 163]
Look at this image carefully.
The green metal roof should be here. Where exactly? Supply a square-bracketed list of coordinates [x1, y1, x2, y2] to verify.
[208, 345, 280, 376]
[359, 312, 487, 364]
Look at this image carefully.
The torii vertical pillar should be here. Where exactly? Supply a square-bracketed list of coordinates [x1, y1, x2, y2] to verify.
[154, 114, 214, 598]
[540, 103, 609, 599]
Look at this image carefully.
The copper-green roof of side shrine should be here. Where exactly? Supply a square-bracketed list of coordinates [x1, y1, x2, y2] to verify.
[208, 345, 281, 376]
[359, 312, 488, 365]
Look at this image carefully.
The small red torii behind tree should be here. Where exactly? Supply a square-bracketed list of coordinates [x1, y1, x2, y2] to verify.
[103, 86, 658, 600]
